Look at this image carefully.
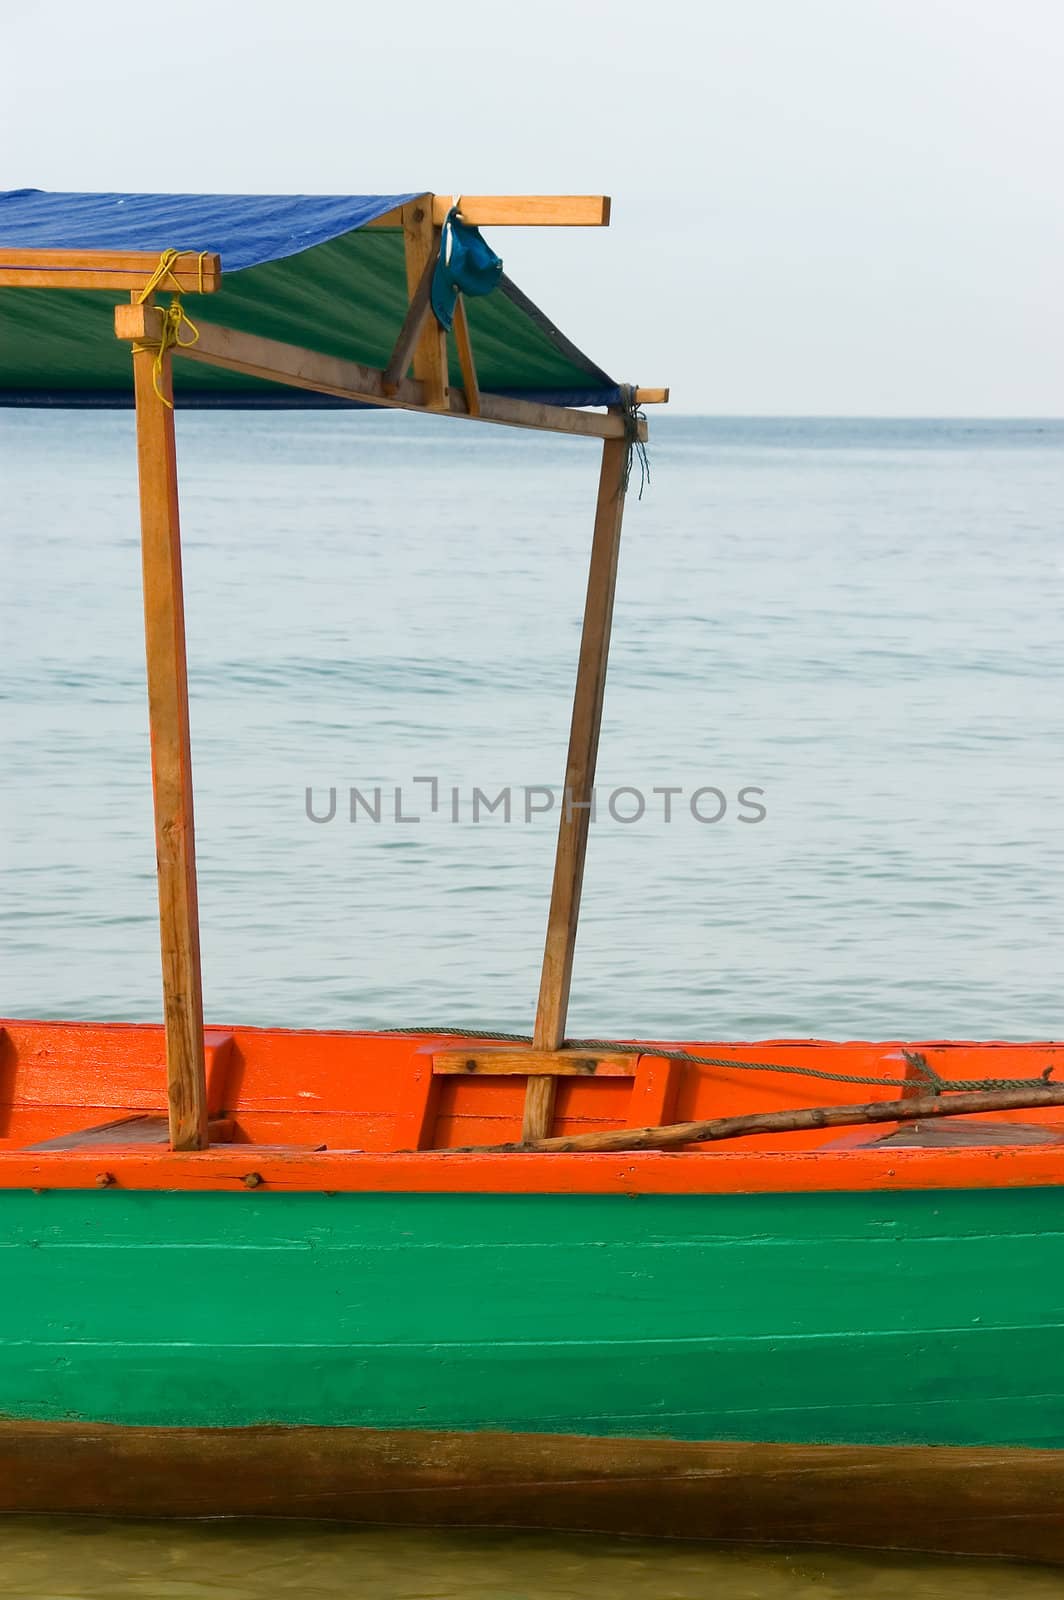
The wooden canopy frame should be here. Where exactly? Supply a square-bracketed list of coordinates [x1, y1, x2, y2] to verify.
[4, 192, 668, 1150]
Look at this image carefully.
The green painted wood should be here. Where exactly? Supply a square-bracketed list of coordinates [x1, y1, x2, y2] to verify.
[1, 1187, 1063, 1447]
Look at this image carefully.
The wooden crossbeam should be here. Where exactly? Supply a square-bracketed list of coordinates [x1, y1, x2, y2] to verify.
[0, 249, 221, 293]
[433, 1049, 640, 1077]
[441, 196, 611, 227]
[114, 304, 642, 442]
[368, 196, 611, 229]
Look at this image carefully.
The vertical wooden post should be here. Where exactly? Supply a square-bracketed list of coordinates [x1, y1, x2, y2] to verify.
[526, 434, 628, 1140]
[131, 323, 208, 1151]
[401, 197, 449, 410]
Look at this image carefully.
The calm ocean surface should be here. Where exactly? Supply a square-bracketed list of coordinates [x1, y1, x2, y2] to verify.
[2, 411, 1063, 1596]
[3, 412, 1062, 1040]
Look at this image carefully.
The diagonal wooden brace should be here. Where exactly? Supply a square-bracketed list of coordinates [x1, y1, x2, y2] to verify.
[382, 250, 436, 397]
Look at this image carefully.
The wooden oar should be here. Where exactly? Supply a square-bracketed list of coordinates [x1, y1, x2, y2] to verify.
[462, 1085, 1064, 1154]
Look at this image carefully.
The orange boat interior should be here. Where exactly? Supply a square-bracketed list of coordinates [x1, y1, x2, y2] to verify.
[1, 1020, 1062, 1194]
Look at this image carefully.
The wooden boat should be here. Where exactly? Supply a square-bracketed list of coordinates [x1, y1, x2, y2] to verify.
[2, 189, 1062, 1565]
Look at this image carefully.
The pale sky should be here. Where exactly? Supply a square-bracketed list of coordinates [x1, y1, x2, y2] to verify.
[2, 0, 1062, 414]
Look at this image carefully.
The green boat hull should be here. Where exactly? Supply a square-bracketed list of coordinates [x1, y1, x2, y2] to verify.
[2, 1185, 1062, 1446]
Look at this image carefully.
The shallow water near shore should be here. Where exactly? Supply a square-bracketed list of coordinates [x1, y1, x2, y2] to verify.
[2, 412, 1063, 1593]
[3, 1520, 1062, 1600]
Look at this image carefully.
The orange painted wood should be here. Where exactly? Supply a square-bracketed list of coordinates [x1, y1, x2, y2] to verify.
[131, 340, 208, 1151]
[0, 249, 221, 292]
[5, 1140, 1064, 1194]
[1, 1020, 1062, 1187]
[628, 1056, 683, 1127]
[390, 1052, 442, 1151]
[480, 1087, 1064, 1155]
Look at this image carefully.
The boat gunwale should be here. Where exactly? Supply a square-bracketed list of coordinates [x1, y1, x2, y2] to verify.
[2, 1143, 1064, 1195]
[3, 1019, 1062, 1194]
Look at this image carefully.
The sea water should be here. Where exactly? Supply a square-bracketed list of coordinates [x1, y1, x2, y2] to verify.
[1, 411, 1062, 1595]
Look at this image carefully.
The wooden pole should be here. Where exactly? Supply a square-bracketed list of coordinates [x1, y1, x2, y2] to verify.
[401, 199, 449, 410]
[452, 295, 481, 418]
[473, 1084, 1064, 1154]
[525, 434, 628, 1140]
[131, 320, 209, 1151]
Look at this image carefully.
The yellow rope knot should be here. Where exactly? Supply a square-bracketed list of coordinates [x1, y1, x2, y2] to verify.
[135, 247, 210, 304]
[132, 248, 208, 406]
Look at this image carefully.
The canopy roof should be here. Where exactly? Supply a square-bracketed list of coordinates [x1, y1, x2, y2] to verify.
[0, 189, 620, 408]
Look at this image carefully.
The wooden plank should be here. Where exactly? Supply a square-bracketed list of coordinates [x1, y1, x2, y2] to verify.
[628, 1056, 683, 1126]
[525, 435, 629, 1140]
[28, 1116, 234, 1152]
[0, 249, 220, 293]
[871, 1120, 1064, 1148]
[114, 304, 633, 441]
[381, 249, 435, 396]
[6, 1139, 1064, 1194]
[401, 199, 449, 410]
[458, 389, 639, 441]
[440, 196, 611, 227]
[367, 196, 611, 229]
[433, 1051, 639, 1077]
[634, 388, 669, 405]
[452, 295, 480, 418]
[130, 327, 209, 1152]
[390, 1056, 441, 1151]
[4, 1422, 1064, 1564]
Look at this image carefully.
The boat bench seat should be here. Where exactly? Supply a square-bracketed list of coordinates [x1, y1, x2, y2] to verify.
[26, 1114, 236, 1151]
[863, 1119, 1064, 1149]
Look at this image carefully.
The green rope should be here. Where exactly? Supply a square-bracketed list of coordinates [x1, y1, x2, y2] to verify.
[374, 1029, 1057, 1094]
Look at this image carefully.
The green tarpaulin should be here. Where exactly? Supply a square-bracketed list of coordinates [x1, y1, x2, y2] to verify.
[0, 190, 619, 408]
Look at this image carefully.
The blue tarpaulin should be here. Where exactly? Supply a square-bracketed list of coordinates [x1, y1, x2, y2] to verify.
[0, 189, 417, 269]
[0, 189, 621, 408]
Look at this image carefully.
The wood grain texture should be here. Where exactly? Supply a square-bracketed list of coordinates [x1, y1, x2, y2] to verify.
[452, 295, 480, 417]
[366, 196, 611, 228]
[0, 249, 221, 292]
[381, 246, 435, 396]
[131, 340, 208, 1151]
[442, 195, 612, 226]
[3, 1423, 1064, 1563]
[114, 303, 630, 441]
[433, 1051, 640, 1077]
[27, 1115, 234, 1151]
[401, 199, 448, 410]
[528, 436, 629, 1138]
